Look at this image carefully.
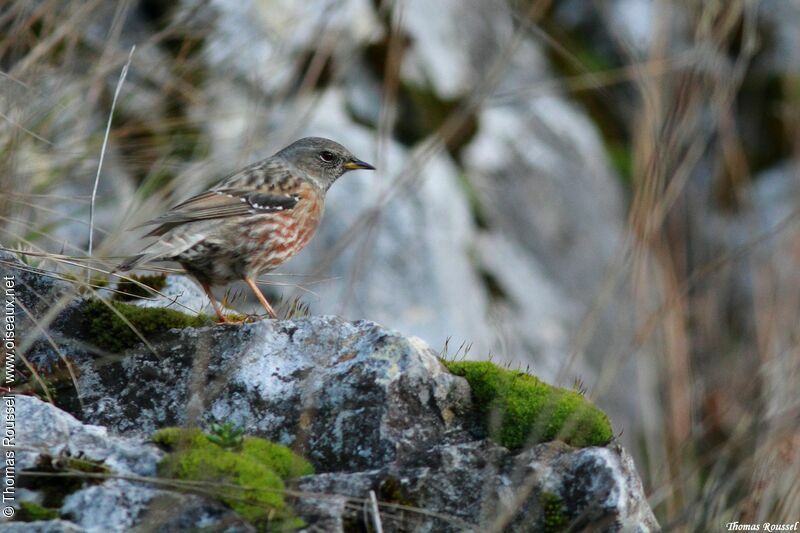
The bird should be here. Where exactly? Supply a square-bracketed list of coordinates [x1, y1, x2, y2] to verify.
[117, 137, 375, 322]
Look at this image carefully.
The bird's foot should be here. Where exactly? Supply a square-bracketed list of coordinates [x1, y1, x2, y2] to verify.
[215, 312, 266, 325]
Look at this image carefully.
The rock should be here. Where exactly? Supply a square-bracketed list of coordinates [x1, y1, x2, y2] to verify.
[182, 0, 380, 95]
[296, 439, 659, 531]
[4, 395, 249, 532]
[59, 313, 474, 473]
[0, 250, 74, 314]
[60, 481, 160, 532]
[462, 96, 647, 435]
[1, 520, 84, 532]
[4, 253, 657, 531]
[399, 0, 515, 98]
[473, 232, 584, 379]
[9, 396, 656, 532]
[14, 394, 161, 477]
[757, 0, 800, 76]
[464, 101, 626, 296]
[7, 388, 656, 531]
[125, 273, 212, 316]
[51, 0, 650, 452]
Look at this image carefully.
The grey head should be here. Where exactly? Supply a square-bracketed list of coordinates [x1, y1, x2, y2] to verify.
[274, 137, 375, 190]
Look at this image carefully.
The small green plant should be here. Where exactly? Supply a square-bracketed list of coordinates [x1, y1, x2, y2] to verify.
[540, 491, 569, 533]
[17, 501, 59, 522]
[443, 360, 613, 449]
[152, 427, 313, 529]
[82, 299, 210, 352]
[207, 422, 245, 450]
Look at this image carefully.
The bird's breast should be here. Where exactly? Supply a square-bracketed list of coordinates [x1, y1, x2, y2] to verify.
[244, 183, 324, 273]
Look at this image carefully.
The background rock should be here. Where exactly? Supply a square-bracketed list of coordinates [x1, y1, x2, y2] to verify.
[297, 439, 659, 532]
[1, 253, 658, 531]
[50, 312, 476, 473]
[7, 394, 656, 532]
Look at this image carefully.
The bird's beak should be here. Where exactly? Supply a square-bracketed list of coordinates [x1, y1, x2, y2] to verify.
[344, 158, 375, 171]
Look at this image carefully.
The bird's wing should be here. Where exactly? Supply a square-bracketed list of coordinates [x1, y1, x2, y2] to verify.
[134, 189, 300, 237]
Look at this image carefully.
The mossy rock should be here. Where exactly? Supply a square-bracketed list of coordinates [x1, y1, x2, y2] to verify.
[152, 428, 313, 529]
[82, 299, 210, 353]
[443, 361, 613, 449]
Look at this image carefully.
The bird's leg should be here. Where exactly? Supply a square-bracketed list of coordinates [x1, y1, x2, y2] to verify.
[200, 282, 228, 323]
[244, 276, 278, 319]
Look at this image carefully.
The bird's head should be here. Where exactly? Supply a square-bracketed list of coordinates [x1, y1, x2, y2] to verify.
[275, 137, 375, 190]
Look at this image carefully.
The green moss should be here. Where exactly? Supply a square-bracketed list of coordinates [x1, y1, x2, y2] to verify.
[113, 273, 168, 301]
[152, 428, 313, 529]
[83, 299, 210, 353]
[540, 492, 568, 533]
[443, 361, 613, 449]
[17, 501, 59, 522]
[239, 438, 313, 481]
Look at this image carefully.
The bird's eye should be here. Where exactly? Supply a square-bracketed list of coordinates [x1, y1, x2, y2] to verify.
[319, 151, 335, 163]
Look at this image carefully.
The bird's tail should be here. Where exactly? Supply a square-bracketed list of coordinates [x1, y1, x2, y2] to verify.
[114, 253, 148, 273]
[114, 236, 191, 274]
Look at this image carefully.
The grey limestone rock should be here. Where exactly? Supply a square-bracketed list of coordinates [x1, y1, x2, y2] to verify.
[296, 439, 659, 532]
[2, 224, 658, 532]
[4, 395, 248, 532]
[63, 314, 474, 473]
[0, 520, 85, 533]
